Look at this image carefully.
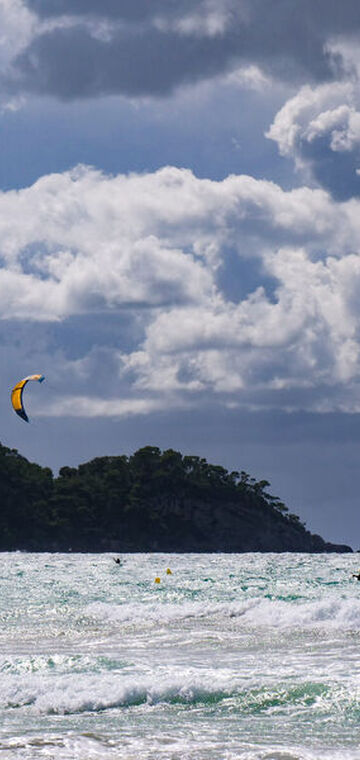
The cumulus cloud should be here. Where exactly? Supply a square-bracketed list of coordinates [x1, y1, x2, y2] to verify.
[119, 247, 360, 400]
[1, 164, 360, 415]
[267, 81, 360, 199]
[2, 0, 360, 101]
[0, 164, 356, 320]
[0, 166, 221, 319]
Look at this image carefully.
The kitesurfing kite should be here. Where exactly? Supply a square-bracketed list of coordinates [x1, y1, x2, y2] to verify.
[11, 374, 45, 422]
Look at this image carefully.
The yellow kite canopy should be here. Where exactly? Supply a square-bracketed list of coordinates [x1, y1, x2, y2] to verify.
[11, 374, 45, 423]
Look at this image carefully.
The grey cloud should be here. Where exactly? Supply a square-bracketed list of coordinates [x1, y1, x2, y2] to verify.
[6, 0, 360, 100]
[25, 0, 360, 32]
[11, 25, 241, 99]
[26, 0, 196, 22]
[300, 134, 360, 200]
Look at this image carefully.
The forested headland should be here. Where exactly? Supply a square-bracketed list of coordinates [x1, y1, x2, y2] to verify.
[0, 443, 352, 553]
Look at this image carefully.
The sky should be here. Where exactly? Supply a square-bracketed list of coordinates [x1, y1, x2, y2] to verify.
[1, 1, 360, 546]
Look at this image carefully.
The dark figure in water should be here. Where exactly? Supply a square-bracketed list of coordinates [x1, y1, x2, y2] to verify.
[352, 573, 360, 580]
[113, 558, 122, 565]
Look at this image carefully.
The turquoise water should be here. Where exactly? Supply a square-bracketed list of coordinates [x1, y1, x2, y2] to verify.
[1, 552, 360, 759]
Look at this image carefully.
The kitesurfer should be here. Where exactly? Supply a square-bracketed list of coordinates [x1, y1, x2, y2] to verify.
[352, 572, 360, 580]
[113, 558, 122, 565]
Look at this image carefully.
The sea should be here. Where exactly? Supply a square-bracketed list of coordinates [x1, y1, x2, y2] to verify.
[1, 552, 360, 760]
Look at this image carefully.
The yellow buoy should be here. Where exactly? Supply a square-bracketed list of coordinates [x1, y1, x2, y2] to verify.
[166, 568, 172, 575]
[155, 577, 161, 583]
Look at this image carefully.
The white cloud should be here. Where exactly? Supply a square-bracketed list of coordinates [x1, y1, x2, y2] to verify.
[0, 164, 351, 322]
[36, 394, 168, 418]
[266, 82, 355, 158]
[266, 81, 360, 198]
[118, 246, 360, 399]
[2, 163, 360, 415]
[306, 104, 360, 152]
[0, 166, 221, 318]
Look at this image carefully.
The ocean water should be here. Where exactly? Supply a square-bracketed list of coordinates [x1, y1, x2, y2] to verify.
[1, 553, 360, 759]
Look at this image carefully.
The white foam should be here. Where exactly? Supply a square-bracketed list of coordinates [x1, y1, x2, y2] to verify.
[1, 663, 358, 719]
[1, 553, 360, 760]
[0, 668, 241, 714]
[85, 594, 360, 631]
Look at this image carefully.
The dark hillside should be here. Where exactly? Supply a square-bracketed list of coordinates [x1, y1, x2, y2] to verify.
[0, 443, 352, 552]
